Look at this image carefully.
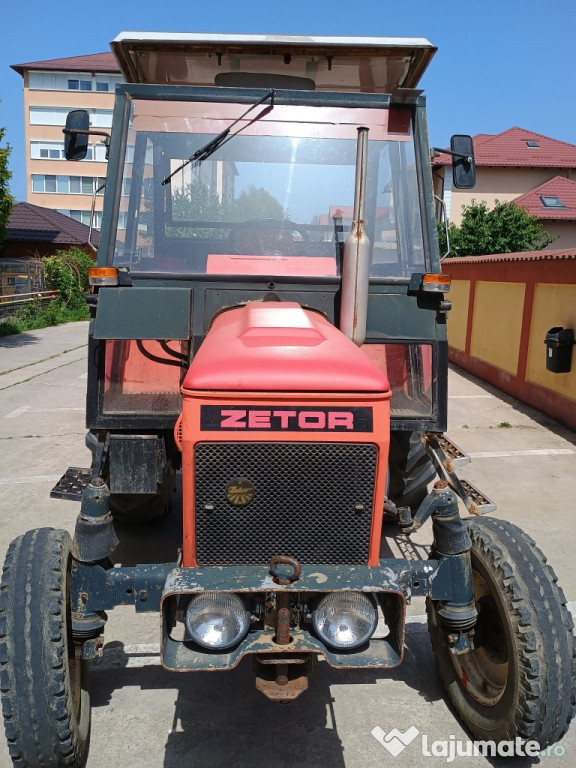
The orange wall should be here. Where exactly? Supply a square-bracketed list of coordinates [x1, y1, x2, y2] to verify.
[445, 251, 576, 430]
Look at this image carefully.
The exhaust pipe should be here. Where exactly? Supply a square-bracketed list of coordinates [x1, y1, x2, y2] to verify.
[340, 126, 370, 346]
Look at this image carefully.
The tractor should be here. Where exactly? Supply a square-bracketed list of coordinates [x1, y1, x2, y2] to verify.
[1, 33, 573, 767]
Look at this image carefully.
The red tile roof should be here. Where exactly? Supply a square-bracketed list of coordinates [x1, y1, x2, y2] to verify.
[469, 134, 492, 145]
[443, 247, 576, 264]
[513, 177, 576, 220]
[433, 127, 576, 169]
[11, 52, 119, 76]
[7, 203, 99, 247]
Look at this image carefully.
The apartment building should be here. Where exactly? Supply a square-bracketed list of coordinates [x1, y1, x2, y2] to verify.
[11, 53, 123, 228]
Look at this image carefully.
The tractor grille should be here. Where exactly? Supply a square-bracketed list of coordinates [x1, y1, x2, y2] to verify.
[194, 442, 378, 565]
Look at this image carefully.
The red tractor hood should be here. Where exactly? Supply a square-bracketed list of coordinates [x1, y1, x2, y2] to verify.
[182, 302, 389, 393]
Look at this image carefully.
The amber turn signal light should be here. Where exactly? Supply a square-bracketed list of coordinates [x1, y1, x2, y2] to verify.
[88, 267, 118, 286]
[421, 273, 451, 293]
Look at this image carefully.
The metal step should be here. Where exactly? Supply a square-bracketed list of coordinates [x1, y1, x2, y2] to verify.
[458, 478, 497, 515]
[424, 434, 496, 515]
[50, 467, 92, 501]
[436, 435, 471, 469]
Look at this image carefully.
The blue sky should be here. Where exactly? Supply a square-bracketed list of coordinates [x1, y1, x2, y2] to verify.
[1, 0, 575, 202]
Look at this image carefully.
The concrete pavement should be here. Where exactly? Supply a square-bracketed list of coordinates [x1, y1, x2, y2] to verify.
[0, 321, 574, 767]
[0, 320, 90, 385]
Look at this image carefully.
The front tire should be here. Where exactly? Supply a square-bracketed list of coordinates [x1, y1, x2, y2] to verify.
[0, 528, 91, 767]
[427, 516, 575, 747]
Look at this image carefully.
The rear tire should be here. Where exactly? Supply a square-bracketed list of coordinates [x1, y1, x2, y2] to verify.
[110, 460, 175, 523]
[388, 431, 436, 511]
[427, 516, 575, 746]
[0, 528, 90, 768]
[86, 431, 175, 523]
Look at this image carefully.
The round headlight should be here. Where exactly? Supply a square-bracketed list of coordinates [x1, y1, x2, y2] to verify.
[185, 592, 250, 650]
[313, 592, 377, 650]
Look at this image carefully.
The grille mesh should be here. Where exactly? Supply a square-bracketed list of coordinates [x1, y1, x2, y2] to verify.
[194, 442, 378, 565]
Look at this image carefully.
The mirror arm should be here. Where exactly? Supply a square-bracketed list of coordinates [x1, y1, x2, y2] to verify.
[434, 194, 450, 259]
[431, 147, 473, 163]
[63, 128, 110, 140]
[87, 182, 106, 254]
[62, 128, 110, 139]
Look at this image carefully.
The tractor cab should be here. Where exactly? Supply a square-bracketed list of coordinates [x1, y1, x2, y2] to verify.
[78, 34, 450, 444]
[3, 34, 572, 768]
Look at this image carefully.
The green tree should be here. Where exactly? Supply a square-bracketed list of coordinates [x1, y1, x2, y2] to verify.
[169, 180, 224, 238]
[172, 180, 223, 222]
[225, 185, 285, 222]
[168, 182, 285, 237]
[0, 123, 13, 249]
[439, 199, 555, 257]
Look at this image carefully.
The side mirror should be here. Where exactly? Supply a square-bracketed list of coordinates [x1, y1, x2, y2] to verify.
[63, 110, 90, 161]
[451, 135, 476, 189]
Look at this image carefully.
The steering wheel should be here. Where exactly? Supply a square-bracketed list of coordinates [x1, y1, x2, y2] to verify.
[228, 218, 309, 255]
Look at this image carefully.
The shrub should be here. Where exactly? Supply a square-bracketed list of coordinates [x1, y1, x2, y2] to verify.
[0, 247, 93, 336]
[439, 200, 556, 257]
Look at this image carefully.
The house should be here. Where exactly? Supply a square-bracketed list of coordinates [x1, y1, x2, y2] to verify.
[513, 176, 576, 249]
[10, 53, 122, 226]
[1, 203, 97, 295]
[433, 127, 576, 247]
[3, 202, 99, 259]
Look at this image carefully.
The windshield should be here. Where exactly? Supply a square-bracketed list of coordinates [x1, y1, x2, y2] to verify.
[112, 98, 426, 279]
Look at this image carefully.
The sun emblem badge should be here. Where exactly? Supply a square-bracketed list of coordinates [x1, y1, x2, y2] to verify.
[225, 478, 255, 506]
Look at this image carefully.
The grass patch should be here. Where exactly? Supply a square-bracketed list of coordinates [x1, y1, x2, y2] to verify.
[0, 247, 92, 337]
[0, 299, 88, 337]
[498, 421, 512, 428]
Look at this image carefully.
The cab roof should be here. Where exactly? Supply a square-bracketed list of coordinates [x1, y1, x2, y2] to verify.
[110, 32, 436, 93]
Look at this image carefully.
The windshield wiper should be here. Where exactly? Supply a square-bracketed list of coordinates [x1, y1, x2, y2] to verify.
[162, 89, 275, 186]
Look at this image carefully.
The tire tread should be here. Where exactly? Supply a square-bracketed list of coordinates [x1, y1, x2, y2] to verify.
[0, 528, 90, 767]
[428, 516, 575, 747]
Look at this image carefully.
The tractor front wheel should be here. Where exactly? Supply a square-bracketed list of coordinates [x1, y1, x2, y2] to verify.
[0, 528, 91, 768]
[427, 516, 575, 747]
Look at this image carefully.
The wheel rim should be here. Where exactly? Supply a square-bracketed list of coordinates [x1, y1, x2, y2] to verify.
[449, 566, 509, 706]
